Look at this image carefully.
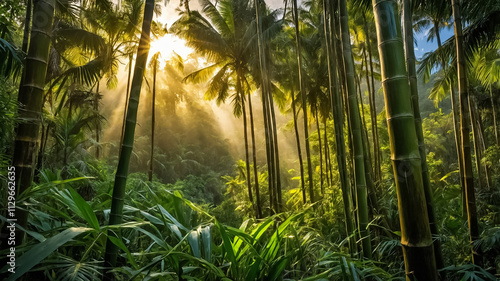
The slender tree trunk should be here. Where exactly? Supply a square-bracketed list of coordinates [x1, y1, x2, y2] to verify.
[315, 104, 324, 196]
[363, 42, 379, 182]
[292, 0, 314, 203]
[436, 19, 467, 220]
[268, 85, 282, 212]
[94, 81, 100, 159]
[292, 89, 307, 204]
[103, 0, 154, 278]
[452, 0, 483, 266]
[372, 0, 438, 279]
[403, 0, 443, 270]
[120, 54, 133, 153]
[469, 95, 483, 189]
[254, 0, 274, 214]
[248, 92, 262, 218]
[475, 104, 491, 189]
[240, 84, 255, 214]
[148, 58, 157, 182]
[490, 87, 499, 146]
[339, 0, 371, 259]
[363, 14, 382, 182]
[323, 118, 332, 188]
[326, 0, 355, 255]
[21, 0, 32, 55]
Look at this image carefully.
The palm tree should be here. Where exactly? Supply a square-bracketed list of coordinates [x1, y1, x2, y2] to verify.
[372, 0, 438, 279]
[103, 0, 155, 278]
[172, 0, 282, 215]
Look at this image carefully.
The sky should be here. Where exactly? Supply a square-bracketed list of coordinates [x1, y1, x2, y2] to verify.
[155, 0, 454, 60]
[413, 27, 454, 59]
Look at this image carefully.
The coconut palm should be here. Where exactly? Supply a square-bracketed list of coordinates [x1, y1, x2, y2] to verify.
[171, 0, 282, 215]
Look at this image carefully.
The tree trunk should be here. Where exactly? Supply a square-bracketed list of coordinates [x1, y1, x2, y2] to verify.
[248, 92, 262, 218]
[94, 81, 100, 159]
[469, 95, 483, 190]
[475, 103, 491, 189]
[0, 0, 55, 253]
[119, 54, 133, 154]
[292, 89, 307, 204]
[363, 14, 382, 183]
[490, 87, 499, 146]
[451, 0, 483, 266]
[403, 0, 443, 270]
[103, 0, 154, 278]
[326, 0, 355, 255]
[148, 57, 157, 182]
[292, 0, 314, 203]
[339, 0, 371, 259]
[240, 82, 255, 214]
[254, 0, 275, 214]
[268, 84, 282, 212]
[372, 0, 439, 279]
[315, 104, 324, 196]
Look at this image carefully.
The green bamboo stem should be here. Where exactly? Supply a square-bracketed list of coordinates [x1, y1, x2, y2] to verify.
[403, 0, 443, 270]
[451, 0, 483, 267]
[103, 0, 155, 278]
[372, 0, 438, 279]
[339, 0, 372, 259]
[2, 0, 55, 252]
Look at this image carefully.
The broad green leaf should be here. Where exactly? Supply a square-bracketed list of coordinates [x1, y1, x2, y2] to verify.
[3, 227, 92, 281]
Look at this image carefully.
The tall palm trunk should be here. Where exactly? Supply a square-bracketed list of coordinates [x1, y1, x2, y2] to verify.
[120, 54, 133, 153]
[0, 0, 55, 252]
[490, 87, 499, 146]
[323, 118, 332, 187]
[372, 0, 438, 279]
[475, 104, 491, 189]
[339, 0, 371, 259]
[248, 92, 262, 218]
[315, 104, 324, 196]
[451, 0, 482, 267]
[363, 14, 382, 182]
[268, 85, 282, 212]
[292, 89, 307, 204]
[292, 0, 314, 203]
[254, 0, 275, 214]
[240, 85, 255, 214]
[324, 0, 355, 255]
[469, 95, 483, 189]
[436, 22, 466, 219]
[403, 0, 443, 270]
[94, 81, 100, 159]
[103, 0, 154, 277]
[148, 56, 157, 182]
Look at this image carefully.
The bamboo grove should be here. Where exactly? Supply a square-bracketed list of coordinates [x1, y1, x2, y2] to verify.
[1, 0, 500, 280]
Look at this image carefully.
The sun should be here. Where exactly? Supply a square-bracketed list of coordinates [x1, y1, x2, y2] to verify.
[148, 34, 193, 67]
